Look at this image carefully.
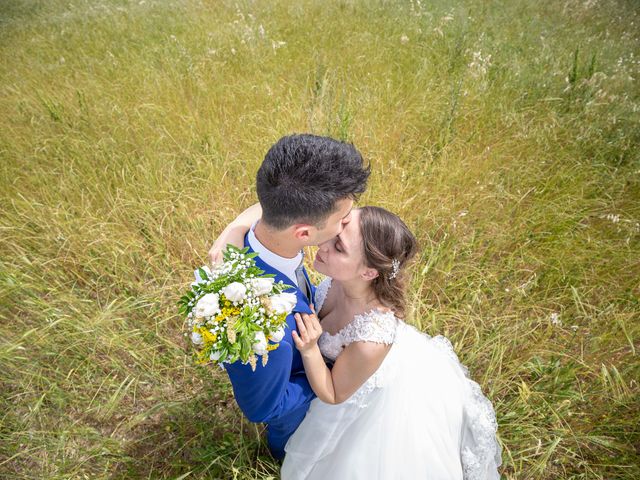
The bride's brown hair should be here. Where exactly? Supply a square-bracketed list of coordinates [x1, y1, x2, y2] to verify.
[359, 206, 418, 319]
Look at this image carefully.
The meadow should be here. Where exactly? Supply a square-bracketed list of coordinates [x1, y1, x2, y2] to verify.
[1, 0, 639, 478]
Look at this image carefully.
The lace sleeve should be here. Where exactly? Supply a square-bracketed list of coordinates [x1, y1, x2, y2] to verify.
[341, 309, 398, 346]
[313, 277, 332, 312]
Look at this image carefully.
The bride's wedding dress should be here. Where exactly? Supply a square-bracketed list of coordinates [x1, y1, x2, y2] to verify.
[281, 278, 502, 479]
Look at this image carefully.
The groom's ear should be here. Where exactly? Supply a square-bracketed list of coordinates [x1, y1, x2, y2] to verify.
[361, 268, 379, 281]
[292, 224, 313, 241]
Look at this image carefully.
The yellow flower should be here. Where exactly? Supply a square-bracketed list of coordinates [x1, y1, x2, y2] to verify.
[267, 344, 279, 351]
[202, 329, 217, 343]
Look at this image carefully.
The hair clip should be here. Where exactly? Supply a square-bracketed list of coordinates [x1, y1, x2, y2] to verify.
[388, 258, 400, 279]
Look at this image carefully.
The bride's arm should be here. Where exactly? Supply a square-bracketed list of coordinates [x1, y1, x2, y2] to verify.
[208, 203, 262, 265]
[292, 310, 390, 404]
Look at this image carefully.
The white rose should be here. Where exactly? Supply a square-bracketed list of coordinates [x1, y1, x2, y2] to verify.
[269, 326, 286, 343]
[194, 293, 221, 318]
[221, 282, 247, 302]
[209, 350, 222, 361]
[191, 332, 204, 345]
[270, 292, 297, 314]
[250, 277, 275, 296]
[253, 331, 268, 356]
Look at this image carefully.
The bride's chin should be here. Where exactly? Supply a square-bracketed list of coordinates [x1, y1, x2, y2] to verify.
[313, 258, 328, 275]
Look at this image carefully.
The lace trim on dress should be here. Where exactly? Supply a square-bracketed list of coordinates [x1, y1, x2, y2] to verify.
[426, 335, 502, 478]
[313, 277, 332, 313]
[460, 379, 503, 479]
[340, 310, 398, 346]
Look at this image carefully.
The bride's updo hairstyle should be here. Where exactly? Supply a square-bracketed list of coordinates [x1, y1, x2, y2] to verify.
[359, 206, 418, 319]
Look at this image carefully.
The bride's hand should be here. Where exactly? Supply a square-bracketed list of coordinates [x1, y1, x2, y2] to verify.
[207, 225, 248, 266]
[292, 305, 322, 353]
[207, 203, 262, 266]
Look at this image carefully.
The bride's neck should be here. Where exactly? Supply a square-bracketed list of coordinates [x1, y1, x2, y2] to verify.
[254, 220, 302, 258]
[337, 279, 379, 310]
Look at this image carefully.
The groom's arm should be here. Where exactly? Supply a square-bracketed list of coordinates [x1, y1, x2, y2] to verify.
[224, 331, 315, 423]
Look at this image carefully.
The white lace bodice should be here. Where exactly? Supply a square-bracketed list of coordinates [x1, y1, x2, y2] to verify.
[314, 278, 398, 361]
[318, 309, 398, 361]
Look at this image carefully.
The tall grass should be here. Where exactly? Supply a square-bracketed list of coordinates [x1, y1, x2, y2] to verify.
[1, 0, 638, 478]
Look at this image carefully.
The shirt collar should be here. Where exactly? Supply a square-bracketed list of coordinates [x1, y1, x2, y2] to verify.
[247, 221, 303, 286]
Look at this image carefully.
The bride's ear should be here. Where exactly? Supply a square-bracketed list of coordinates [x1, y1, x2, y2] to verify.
[361, 267, 379, 281]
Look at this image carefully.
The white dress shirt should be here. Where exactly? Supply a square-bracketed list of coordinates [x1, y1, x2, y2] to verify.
[247, 221, 302, 288]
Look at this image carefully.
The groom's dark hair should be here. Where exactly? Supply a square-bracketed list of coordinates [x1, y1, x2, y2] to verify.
[257, 134, 370, 230]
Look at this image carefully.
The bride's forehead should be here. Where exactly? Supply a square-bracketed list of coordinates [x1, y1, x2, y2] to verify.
[342, 210, 362, 242]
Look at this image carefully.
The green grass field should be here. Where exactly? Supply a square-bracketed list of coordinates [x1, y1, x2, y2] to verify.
[1, 0, 639, 478]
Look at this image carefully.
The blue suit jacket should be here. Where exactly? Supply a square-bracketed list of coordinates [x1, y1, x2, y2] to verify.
[223, 234, 317, 459]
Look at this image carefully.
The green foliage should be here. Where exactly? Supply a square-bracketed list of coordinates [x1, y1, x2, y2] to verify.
[1, 0, 638, 478]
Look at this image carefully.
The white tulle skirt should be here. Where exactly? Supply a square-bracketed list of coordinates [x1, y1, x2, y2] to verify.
[281, 323, 501, 480]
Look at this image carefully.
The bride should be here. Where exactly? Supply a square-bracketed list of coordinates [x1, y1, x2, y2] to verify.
[214, 205, 501, 479]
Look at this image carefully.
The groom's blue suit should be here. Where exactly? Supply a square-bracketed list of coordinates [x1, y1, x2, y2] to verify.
[223, 233, 317, 459]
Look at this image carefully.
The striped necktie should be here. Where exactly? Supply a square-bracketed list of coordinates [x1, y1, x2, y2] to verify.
[295, 255, 310, 301]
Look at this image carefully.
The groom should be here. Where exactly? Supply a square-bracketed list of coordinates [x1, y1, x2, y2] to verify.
[215, 134, 369, 459]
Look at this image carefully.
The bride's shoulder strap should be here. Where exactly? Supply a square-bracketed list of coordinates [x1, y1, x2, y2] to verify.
[342, 309, 398, 346]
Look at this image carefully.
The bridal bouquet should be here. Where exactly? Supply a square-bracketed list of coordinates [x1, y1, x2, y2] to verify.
[178, 245, 296, 371]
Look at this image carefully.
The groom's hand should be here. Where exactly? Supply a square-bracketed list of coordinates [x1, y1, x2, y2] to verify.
[291, 305, 322, 353]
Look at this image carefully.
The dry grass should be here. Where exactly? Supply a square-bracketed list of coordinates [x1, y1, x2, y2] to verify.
[1, 0, 639, 478]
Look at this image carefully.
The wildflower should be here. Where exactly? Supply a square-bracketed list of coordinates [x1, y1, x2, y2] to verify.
[248, 354, 258, 371]
[550, 312, 561, 326]
[202, 329, 217, 343]
[227, 324, 237, 343]
[400, 34, 409, 44]
[262, 354, 268, 367]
